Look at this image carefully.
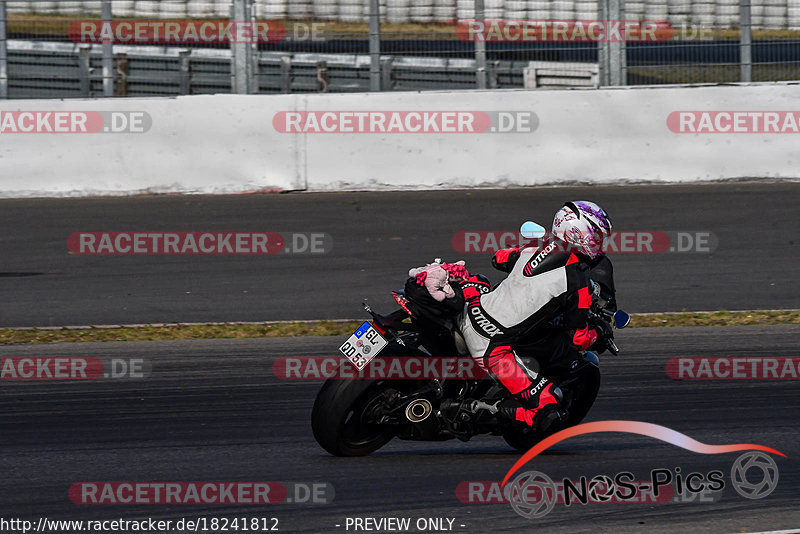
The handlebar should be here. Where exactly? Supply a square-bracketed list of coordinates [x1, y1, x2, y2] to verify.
[588, 305, 629, 356]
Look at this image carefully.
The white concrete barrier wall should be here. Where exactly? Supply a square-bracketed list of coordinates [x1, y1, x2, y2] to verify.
[300, 84, 800, 189]
[0, 83, 799, 197]
[0, 95, 305, 196]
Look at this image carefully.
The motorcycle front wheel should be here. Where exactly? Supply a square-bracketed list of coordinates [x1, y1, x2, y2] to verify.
[501, 425, 543, 451]
[501, 361, 601, 451]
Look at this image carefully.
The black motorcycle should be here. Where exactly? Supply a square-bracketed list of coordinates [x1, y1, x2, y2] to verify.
[312, 277, 629, 457]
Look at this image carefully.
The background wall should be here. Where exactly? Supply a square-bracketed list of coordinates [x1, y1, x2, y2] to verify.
[6, 0, 800, 30]
[1, 83, 798, 197]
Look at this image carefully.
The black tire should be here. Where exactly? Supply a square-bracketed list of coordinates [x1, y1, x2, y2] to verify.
[502, 367, 601, 451]
[311, 378, 395, 456]
[563, 365, 601, 426]
[502, 425, 542, 451]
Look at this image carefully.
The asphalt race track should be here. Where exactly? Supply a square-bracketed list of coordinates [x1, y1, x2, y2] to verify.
[1, 325, 798, 533]
[0, 182, 798, 327]
[1, 182, 798, 534]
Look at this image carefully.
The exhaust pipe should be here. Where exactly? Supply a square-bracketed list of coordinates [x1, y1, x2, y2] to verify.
[405, 399, 433, 423]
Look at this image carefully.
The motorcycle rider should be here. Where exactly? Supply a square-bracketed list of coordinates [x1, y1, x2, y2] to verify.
[458, 201, 615, 432]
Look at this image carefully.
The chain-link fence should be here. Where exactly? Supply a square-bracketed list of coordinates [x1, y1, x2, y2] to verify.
[0, 0, 798, 98]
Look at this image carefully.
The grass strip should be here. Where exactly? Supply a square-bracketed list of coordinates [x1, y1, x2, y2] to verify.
[0, 310, 798, 345]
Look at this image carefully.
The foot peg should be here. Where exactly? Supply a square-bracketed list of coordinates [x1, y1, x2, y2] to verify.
[468, 400, 501, 415]
[440, 399, 502, 426]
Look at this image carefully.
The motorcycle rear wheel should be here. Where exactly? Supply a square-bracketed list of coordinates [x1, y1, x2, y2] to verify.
[312, 378, 395, 456]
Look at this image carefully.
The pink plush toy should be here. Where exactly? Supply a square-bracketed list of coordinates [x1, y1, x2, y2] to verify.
[408, 259, 469, 302]
[442, 261, 469, 281]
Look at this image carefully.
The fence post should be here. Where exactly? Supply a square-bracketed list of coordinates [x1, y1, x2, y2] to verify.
[231, 0, 254, 94]
[78, 45, 91, 97]
[368, 0, 381, 91]
[474, 0, 487, 89]
[0, 1, 7, 99]
[610, 0, 626, 85]
[251, 53, 259, 94]
[115, 52, 128, 96]
[598, 0, 626, 86]
[101, 0, 114, 96]
[381, 56, 394, 91]
[280, 55, 292, 93]
[179, 49, 191, 94]
[250, 13, 259, 94]
[740, 0, 752, 82]
[598, 0, 608, 86]
[488, 60, 500, 88]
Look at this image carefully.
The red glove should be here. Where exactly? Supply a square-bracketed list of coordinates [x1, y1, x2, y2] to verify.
[572, 325, 598, 350]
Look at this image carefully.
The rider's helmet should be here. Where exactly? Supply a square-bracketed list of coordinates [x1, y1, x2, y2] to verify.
[551, 201, 612, 259]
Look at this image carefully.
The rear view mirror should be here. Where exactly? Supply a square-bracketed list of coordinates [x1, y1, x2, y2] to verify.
[613, 310, 631, 329]
[520, 221, 546, 239]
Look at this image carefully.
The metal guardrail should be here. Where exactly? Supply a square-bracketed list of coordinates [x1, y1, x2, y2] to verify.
[524, 61, 600, 88]
[5, 40, 530, 98]
[7, 39, 800, 98]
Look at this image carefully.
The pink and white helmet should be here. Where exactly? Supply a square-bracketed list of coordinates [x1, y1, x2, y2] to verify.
[552, 201, 612, 258]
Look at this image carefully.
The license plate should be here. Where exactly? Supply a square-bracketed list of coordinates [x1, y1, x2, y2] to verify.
[339, 321, 388, 370]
